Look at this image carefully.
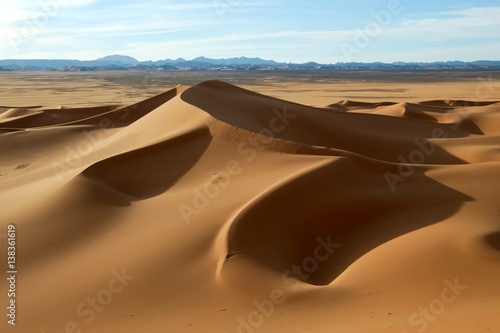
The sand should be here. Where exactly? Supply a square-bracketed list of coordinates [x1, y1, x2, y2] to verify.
[1, 72, 500, 333]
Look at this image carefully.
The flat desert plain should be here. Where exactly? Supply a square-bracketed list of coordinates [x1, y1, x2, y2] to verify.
[1, 70, 500, 333]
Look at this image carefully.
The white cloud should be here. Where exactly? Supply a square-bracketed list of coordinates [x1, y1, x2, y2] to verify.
[383, 6, 500, 41]
[0, 4, 31, 24]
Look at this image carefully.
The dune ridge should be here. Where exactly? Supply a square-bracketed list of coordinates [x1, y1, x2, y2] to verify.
[1, 80, 499, 333]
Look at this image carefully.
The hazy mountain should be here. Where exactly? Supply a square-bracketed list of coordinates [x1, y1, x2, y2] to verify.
[191, 56, 280, 66]
[95, 55, 140, 65]
[0, 56, 499, 71]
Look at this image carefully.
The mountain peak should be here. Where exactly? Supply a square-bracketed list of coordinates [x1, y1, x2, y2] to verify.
[96, 55, 139, 64]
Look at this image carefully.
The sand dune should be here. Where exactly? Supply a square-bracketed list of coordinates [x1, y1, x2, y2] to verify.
[1, 81, 499, 333]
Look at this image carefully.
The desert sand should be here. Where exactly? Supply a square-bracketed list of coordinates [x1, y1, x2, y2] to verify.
[1, 71, 500, 333]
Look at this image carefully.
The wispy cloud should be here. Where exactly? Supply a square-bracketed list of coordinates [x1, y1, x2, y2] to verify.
[1, 1, 499, 62]
[382, 6, 500, 41]
[0, 3, 33, 24]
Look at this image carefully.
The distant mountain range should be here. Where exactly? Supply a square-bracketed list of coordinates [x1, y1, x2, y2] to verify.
[1, 55, 499, 71]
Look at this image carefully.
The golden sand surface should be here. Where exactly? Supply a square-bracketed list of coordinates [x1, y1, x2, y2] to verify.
[1, 71, 499, 333]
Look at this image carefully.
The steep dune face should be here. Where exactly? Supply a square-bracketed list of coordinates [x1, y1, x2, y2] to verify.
[1, 81, 499, 333]
[223, 158, 472, 286]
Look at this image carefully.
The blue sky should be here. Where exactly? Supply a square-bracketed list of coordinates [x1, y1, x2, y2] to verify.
[1, 0, 499, 63]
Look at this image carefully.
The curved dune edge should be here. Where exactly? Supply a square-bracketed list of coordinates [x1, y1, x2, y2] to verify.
[1, 80, 500, 333]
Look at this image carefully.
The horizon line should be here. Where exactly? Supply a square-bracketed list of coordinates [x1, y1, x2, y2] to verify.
[1, 55, 499, 65]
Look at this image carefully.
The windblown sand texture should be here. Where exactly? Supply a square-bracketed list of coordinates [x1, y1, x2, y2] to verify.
[1, 80, 500, 333]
